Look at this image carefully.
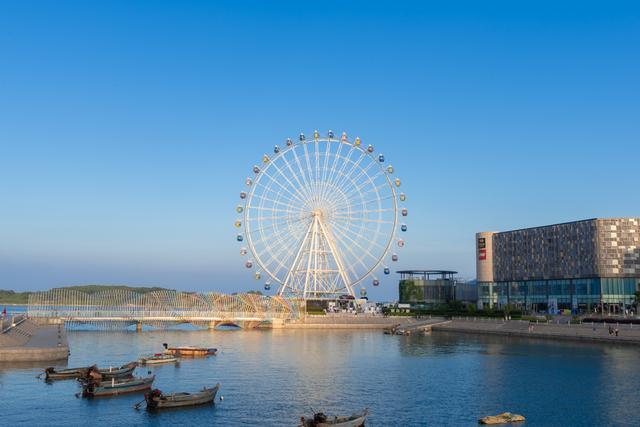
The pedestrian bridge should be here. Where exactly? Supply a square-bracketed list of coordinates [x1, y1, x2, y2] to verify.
[27, 289, 304, 330]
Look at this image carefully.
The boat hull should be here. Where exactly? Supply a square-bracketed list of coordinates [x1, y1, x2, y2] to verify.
[146, 384, 220, 409]
[83, 375, 155, 397]
[44, 367, 90, 381]
[165, 347, 217, 357]
[99, 362, 137, 379]
[300, 409, 368, 427]
[139, 356, 178, 365]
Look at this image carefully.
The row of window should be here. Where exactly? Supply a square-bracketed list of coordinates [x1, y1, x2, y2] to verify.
[479, 278, 640, 305]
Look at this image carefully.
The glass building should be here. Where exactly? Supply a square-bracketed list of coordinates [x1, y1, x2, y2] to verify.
[477, 218, 640, 314]
[398, 270, 477, 307]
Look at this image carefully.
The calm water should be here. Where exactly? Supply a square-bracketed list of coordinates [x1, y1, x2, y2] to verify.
[1, 328, 639, 426]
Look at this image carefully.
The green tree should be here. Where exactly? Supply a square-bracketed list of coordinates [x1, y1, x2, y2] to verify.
[633, 291, 640, 310]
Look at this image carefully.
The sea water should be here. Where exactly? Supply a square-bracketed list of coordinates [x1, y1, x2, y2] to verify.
[0, 329, 638, 426]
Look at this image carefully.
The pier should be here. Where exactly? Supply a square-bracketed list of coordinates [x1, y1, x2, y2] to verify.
[0, 315, 69, 362]
[384, 318, 451, 335]
[283, 314, 420, 329]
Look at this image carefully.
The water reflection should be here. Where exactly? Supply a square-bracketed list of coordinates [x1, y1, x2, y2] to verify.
[0, 329, 639, 426]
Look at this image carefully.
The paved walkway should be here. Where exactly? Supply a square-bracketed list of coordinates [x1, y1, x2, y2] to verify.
[391, 318, 451, 334]
[0, 319, 69, 361]
[285, 314, 417, 329]
[433, 318, 640, 345]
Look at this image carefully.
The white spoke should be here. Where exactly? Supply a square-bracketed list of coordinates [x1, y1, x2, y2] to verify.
[239, 133, 403, 299]
[255, 163, 307, 206]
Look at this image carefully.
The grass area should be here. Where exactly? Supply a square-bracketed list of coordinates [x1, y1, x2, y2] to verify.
[305, 306, 327, 315]
[383, 305, 525, 319]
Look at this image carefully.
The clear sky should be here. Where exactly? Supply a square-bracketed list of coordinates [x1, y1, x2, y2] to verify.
[1, 1, 639, 300]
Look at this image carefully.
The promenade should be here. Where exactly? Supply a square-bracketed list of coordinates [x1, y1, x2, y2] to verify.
[284, 314, 417, 329]
[433, 317, 640, 345]
[0, 316, 69, 362]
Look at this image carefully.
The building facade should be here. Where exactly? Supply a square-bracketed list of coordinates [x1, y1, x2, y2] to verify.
[398, 270, 477, 307]
[477, 218, 640, 313]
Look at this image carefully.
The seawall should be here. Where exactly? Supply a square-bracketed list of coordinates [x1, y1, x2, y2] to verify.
[432, 318, 640, 346]
[0, 317, 69, 362]
[283, 315, 417, 329]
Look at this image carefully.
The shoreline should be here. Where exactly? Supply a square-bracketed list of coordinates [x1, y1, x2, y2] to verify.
[282, 315, 415, 330]
[432, 319, 640, 346]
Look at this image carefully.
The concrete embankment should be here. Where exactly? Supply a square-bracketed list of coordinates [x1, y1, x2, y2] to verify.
[432, 318, 640, 346]
[283, 315, 417, 329]
[390, 318, 450, 334]
[0, 317, 69, 362]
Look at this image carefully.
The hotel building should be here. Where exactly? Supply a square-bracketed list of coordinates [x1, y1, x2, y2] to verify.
[477, 218, 640, 313]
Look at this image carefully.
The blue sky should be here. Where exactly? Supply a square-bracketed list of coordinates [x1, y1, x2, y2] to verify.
[1, 1, 639, 299]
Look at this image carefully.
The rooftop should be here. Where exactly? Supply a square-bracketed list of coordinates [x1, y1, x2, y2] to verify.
[397, 270, 458, 280]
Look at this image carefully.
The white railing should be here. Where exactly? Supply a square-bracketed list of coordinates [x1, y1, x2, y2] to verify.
[27, 289, 304, 328]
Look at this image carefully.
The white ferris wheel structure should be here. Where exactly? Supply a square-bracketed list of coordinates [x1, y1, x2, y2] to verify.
[235, 130, 408, 300]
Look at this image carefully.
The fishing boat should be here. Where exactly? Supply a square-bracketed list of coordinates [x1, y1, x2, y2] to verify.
[43, 366, 91, 381]
[82, 375, 155, 397]
[141, 383, 220, 410]
[98, 361, 138, 379]
[138, 353, 178, 365]
[299, 408, 369, 427]
[82, 361, 137, 382]
[162, 343, 217, 357]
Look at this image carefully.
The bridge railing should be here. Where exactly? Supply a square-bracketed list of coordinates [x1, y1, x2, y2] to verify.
[27, 289, 304, 327]
[28, 309, 292, 320]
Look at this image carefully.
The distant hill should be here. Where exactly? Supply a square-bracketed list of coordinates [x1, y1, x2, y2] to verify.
[52, 285, 173, 294]
[0, 290, 30, 304]
[0, 285, 174, 304]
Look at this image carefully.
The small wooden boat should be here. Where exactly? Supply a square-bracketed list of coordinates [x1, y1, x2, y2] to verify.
[143, 383, 220, 410]
[82, 375, 155, 397]
[44, 366, 91, 381]
[81, 361, 138, 383]
[300, 408, 368, 427]
[162, 343, 217, 357]
[99, 361, 138, 379]
[138, 353, 178, 365]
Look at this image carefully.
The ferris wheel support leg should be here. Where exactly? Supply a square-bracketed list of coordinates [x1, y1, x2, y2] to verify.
[278, 219, 315, 297]
[317, 218, 355, 297]
[303, 216, 319, 300]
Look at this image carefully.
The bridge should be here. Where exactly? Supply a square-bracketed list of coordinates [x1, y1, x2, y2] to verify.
[27, 289, 304, 330]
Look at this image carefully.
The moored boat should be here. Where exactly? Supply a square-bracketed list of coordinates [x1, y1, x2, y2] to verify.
[98, 361, 138, 379]
[299, 408, 368, 427]
[82, 375, 155, 397]
[44, 366, 91, 381]
[138, 354, 178, 365]
[162, 343, 217, 357]
[81, 361, 138, 383]
[143, 383, 220, 410]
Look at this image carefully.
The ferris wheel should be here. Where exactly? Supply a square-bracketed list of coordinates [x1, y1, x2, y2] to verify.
[235, 130, 408, 300]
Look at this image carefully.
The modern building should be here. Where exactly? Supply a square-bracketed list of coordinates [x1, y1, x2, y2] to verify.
[398, 270, 477, 307]
[477, 218, 640, 314]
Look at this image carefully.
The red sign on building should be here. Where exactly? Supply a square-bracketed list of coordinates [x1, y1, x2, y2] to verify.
[478, 238, 487, 260]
